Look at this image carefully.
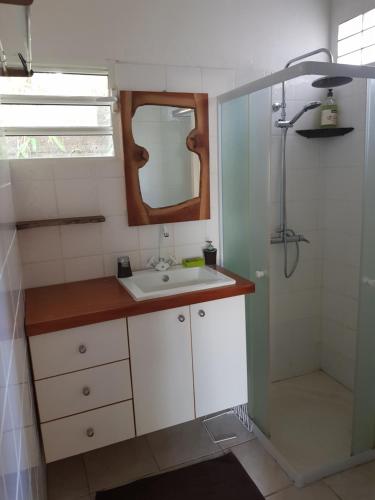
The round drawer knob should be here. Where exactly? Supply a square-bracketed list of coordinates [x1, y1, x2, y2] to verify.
[198, 309, 205, 318]
[178, 314, 185, 323]
[86, 427, 95, 438]
[82, 386, 91, 397]
[78, 344, 87, 354]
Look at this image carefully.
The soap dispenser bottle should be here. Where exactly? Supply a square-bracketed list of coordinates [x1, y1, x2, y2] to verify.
[203, 240, 217, 266]
[320, 88, 338, 128]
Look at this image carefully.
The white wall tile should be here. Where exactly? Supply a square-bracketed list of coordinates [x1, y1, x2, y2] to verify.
[60, 224, 103, 258]
[166, 66, 202, 92]
[63, 255, 105, 282]
[101, 215, 139, 253]
[18, 227, 62, 264]
[94, 158, 124, 179]
[173, 220, 207, 246]
[322, 290, 358, 331]
[139, 224, 174, 250]
[116, 63, 167, 91]
[23, 260, 65, 289]
[323, 260, 360, 300]
[10, 160, 53, 182]
[52, 159, 95, 180]
[98, 178, 126, 216]
[55, 178, 99, 217]
[12, 179, 58, 221]
[202, 68, 236, 96]
[0, 146, 45, 500]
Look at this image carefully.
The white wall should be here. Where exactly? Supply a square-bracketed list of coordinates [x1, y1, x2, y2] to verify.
[319, 78, 366, 389]
[269, 76, 366, 390]
[0, 118, 46, 499]
[11, 62, 230, 288]
[270, 77, 326, 381]
[4, 0, 331, 288]
[0, 0, 330, 76]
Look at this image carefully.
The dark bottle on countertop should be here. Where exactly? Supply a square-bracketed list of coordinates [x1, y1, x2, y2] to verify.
[117, 256, 132, 278]
[203, 240, 217, 266]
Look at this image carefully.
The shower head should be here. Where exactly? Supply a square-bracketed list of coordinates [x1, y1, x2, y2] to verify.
[304, 101, 322, 111]
[288, 101, 321, 126]
[312, 75, 353, 88]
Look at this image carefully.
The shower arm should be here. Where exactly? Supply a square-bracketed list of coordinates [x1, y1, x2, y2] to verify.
[280, 48, 334, 120]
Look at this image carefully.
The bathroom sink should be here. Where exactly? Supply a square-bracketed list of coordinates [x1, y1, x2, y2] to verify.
[117, 265, 236, 301]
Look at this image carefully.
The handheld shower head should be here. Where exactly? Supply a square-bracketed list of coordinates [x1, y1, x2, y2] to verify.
[304, 101, 322, 111]
[288, 101, 321, 126]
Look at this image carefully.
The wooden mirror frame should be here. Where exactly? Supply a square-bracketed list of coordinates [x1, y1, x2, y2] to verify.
[120, 91, 210, 226]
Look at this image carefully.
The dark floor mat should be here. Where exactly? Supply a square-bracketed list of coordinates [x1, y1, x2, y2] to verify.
[96, 452, 265, 499]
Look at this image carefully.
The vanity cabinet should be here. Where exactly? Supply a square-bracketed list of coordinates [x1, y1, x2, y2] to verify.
[128, 295, 247, 435]
[191, 296, 247, 417]
[128, 306, 195, 436]
[28, 294, 248, 462]
[29, 319, 135, 463]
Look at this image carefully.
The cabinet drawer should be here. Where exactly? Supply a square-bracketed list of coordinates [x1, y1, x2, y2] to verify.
[29, 319, 129, 379]
[35, 360, 132, 423]
[41, 400, 135, 463]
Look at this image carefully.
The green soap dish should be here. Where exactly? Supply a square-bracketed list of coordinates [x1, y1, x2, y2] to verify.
[182, 257, 205, 268]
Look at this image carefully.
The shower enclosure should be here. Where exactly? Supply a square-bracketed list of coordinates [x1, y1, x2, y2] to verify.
[219, 55, 375, 486]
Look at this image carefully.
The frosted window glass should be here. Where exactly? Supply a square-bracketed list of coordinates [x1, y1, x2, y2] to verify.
[363, 8, 375, 30]
[362, 45, 375, 64]
[338, 15, 363, 40]
[338, 50, 362, 65]
[338, 32, 363, 56]
[362, 27, 375, 48]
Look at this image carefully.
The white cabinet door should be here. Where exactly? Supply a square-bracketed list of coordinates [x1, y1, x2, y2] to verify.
[191, 295, 247, 417]
[128, 306, 195, 436]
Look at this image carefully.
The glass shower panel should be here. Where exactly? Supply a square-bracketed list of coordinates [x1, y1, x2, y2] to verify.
[352, 78, 375, 455]
[221, 88, 271, 434]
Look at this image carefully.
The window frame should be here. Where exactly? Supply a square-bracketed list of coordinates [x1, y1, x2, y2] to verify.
[337, 9, 375, 65]
[0, 66, 119, 159]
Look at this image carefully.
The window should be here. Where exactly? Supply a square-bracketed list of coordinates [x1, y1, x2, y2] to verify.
[338, 9, 375, 65]
[0, 71, 115, 159]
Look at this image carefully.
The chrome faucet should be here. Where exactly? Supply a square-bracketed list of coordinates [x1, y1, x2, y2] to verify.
[147, 255, 177, 272]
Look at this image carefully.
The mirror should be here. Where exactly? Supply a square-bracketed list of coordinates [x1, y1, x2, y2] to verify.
[133, 105, 200, 208]
[120, 91, 210, 226]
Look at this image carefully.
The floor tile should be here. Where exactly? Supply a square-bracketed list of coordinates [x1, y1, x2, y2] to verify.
[324, 460, 375, 500]
[270, 371, 353, 473]
[83, 436, 158, 493]
[267, 482, 340, 499]
[47, 455, 89, 500]
[146, 419, 220, 470]
[162, 450, 224, 473]
[203, 412, 255, 449]
[231, 439, 291, 496]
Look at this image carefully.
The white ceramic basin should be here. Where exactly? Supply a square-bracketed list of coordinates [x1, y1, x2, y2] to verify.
[118, 265, 236, 301]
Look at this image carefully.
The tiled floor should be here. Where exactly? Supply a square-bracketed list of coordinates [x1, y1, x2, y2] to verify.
[47, 412, 375, 500]
[270, 371, 353, 473]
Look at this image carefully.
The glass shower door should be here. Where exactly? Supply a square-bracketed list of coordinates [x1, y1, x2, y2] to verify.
[221, 88, 271, 434]
[352, 78, 375, 455]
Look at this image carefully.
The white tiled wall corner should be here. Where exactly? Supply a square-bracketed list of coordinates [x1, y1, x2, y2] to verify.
[0, 146, 46, 500]
[11, 62, 225, 288]
[269, 76, 365, 385]
[318, 78, 366, 388]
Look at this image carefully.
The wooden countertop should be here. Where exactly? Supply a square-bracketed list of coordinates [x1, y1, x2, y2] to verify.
[25, 267, 255, 336]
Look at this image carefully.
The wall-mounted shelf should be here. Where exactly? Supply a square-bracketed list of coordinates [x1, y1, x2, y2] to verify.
[0, 1, 33, 5]
[16, 215, 105, 230]
[296, 127, 354, 139]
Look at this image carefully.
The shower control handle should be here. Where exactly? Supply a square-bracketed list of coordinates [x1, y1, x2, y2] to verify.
[255, 270, 266, 279]
[363, 277, 375, 288]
